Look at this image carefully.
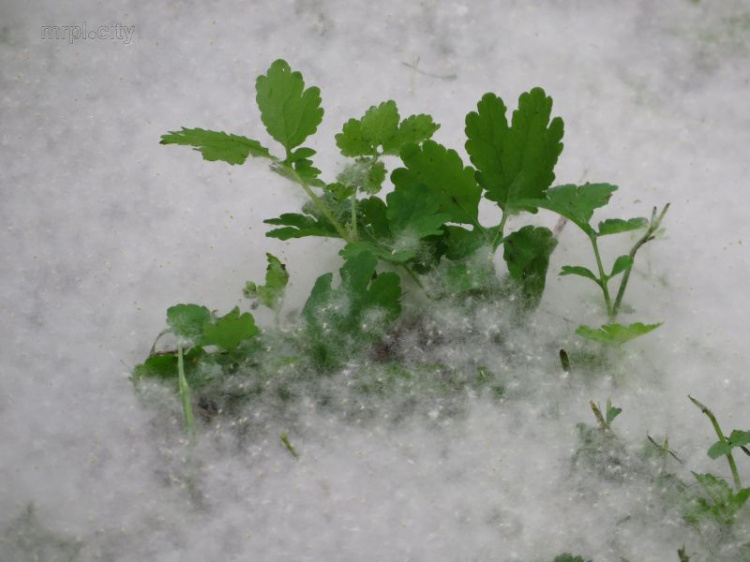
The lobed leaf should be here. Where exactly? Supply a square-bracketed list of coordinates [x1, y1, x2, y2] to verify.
[391, 140, 481, 225]
[200, 307, 259, 350]
[337, 101, 439, 158]
[255, 59, 323, 152]
[576, 322, 662, 345]
[160, 128, 272, 165]
[382, 114, 440, 155]
[521, 183, 617, 234]
[465, 89, 564, 214]
[264, 212, 341, 240]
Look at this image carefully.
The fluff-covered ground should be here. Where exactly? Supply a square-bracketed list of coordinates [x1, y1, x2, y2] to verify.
[1, 1, 749, 560]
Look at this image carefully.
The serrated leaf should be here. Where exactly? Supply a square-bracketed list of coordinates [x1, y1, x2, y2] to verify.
[264, 212, 341, 240]
[598, 217, 648, 236]
[255, 59, 323, 152]
[392, 140, 481, 225]
[360, 100, 400, 147]
[707, 430, 750, 459]
[465, 89, 564, 214]
[560, 265, 601, 285]
[503, 225, 558, 309]
[200, 307, 259, 350]
[244, 253, 289, 310]
[609, 255, 633, 278]
[382, 114, 440, 155]
[386, 184, 451, 240]
[336, 119, 375, 157]
[521, 183, 617, 234]
[167, 304, 211, 344]
[576, 322, 663, 345]
[160, 128, 272, 165]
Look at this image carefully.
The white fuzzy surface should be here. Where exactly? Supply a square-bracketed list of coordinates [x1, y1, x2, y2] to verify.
[1, 1, 749, 560]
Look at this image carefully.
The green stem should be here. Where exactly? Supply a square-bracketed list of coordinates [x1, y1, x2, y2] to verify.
[491, 211, 509, 251]
[177, 344, 196, 440]
[287, 165, 351, 242]
[689, 395, 742, 491]
[589, 234, 613, 319]
[612, 204, 670, 318]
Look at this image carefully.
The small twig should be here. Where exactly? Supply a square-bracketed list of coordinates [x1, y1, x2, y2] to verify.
[281, 433, 299, 459]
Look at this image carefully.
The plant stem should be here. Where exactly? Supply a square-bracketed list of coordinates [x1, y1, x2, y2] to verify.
[177, 344, 196, 440]
[491, 211, 509, 251]
[689, 395, 742, 491]
[288, 165, 352, 242]
[612, 204, 670, 318]
[589, 234, 614, 319]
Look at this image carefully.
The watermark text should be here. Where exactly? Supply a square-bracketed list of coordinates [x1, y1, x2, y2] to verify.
[41, 22, 136, 45]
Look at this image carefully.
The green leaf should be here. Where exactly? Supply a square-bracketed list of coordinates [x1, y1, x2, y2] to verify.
[443, 225, 496, 260]
[503, 226, 558, 309]
[166, 304, 211, 344]
[521, 183, 617, 234]
[133, 347, 206, 382]
[336, 118, 375, 157]
[264, 212, 341, 240]
[560, 265, 601, 286]
[360, 100, 400, 148]
[707, 430, 750, 459]
[244, 253, 289, 311]
[303, 251, 401, 363]
[605, 398, 622, 424]
[609, 255, 633, 279]
[337, 158, 387, 195]
[358, 196, 391, 240]
[598, 217, 648, 236]
[200, 307, 259, 351]
[160, 128, 272, 165]
[255, 59, 323, 152]
[465, 89, 564, 214]
[392, 140, 481, 225]
[270, 159, 324, 188]
[386, 184, 451, 240]
[576, 322, 663, 345]
[382, 114, 440, 155]
[337, 101, 439, 158]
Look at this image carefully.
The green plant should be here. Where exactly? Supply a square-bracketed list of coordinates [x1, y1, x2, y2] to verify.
[137, 57, 673, 435]
[686, 396, 750, 527]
